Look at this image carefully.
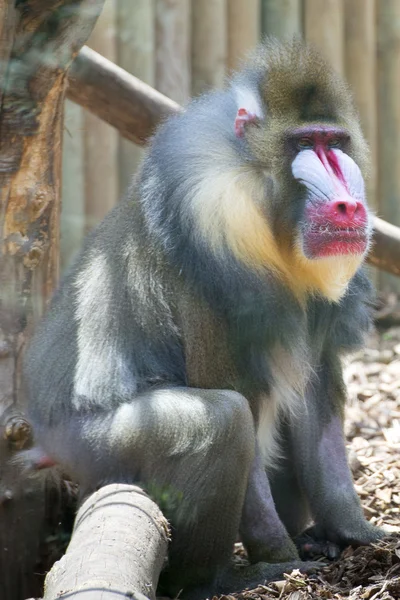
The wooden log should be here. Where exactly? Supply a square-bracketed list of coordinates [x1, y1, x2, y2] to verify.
[262, 0, 301, 39]
[344, 0, 377, 211]
[61, 101, 86, 270]
[191, 0, 227, 96]
[43, 484, 170, 600]
[155, 0, 191, 104]
[304, 0, 344, 75]
[85, 0, 119, 232]
[377, 1, 400, 292]
[227, 0, 261, 71]
[66, 47, 400, 279]
[0, 3, 105, 598]
[370, 218, 400, 277]
[67, 47, 180, 145]
[117, 0, 155, 191]
[344, 0, 378, 284]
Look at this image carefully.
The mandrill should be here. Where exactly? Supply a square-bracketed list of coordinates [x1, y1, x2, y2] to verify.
[24, 39, 382, 599]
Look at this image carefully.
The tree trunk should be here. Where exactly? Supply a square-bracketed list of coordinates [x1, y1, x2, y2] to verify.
[0, 2, 104, 598]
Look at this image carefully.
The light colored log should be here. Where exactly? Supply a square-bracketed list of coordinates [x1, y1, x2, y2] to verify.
[155, 0, 191, 104]
[370, 218, 400, 277]
[43, 484, 170, 600]
[227, 0, 260, 71]
[84, 0, 118, 232]
[192, 0, 227, 95]
[117, 0, 155, 192]
[377, 1, 400, 292]
[262, 0, 301, 39]
[67, 47, 180, 145]
[304, 0, 344, 75]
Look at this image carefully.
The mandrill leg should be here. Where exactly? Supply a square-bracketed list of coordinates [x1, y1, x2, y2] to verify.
[271, 359, 384, 559]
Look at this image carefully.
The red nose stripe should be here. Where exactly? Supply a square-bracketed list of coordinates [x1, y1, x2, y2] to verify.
[325, 149, 347, 187]
[315, 146, 347, 190]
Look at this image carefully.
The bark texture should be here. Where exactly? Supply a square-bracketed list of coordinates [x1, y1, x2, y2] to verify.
[43, 484, 170, 600]
[0, 2, 104, 598]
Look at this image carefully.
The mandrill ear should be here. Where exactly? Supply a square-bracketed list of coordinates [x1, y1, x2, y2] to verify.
[233, 85, 264, 138]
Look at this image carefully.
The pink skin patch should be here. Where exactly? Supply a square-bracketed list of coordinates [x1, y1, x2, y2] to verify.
[291, 127, 370, 258]
[235, 108, 259, 137]
[34, 453, 57, 470]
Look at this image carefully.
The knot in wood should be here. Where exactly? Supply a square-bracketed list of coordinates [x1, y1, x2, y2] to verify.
[4, 415, 32, 450]
[23, 245, 44, 269]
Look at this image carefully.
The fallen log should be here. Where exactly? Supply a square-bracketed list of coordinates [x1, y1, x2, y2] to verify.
[43, 484, 170, 600]
[67, 47, 400, 278]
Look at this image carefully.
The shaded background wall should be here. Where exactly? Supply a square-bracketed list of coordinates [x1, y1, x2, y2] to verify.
[62, 0, 398, 292]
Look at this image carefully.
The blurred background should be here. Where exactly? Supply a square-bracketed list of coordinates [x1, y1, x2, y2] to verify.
[61, 0, 399, 294]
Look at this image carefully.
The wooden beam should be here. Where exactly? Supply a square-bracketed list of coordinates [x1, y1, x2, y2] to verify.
[66, 47, 400, 279]
[344, 0, 378, 285]
[116, 0, 155, 190]
[369, 218, 400, 277]
[304, 0, 344, 76]
[192, 0, 227, 96]
[67, 46, 180, 146]
[155, 0, 191, 104]
[344, 0, 377, 212]
[377, 1, 400, 291]
[85, 0, 119, 232]
[227, 0, 261, 72]
[262, 0, 301, 39]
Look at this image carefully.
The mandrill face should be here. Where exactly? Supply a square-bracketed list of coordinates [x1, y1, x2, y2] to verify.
[289, 125, 371, 260]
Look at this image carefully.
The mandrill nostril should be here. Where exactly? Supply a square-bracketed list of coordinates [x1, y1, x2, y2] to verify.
[315, 198, 368, 227]
[331, 198, 361, 221]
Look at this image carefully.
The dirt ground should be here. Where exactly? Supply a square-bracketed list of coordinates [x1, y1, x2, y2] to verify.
[229, 317, 400, 600]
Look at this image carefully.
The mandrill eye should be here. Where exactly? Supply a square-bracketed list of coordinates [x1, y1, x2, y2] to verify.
[297, 138, 314, 150]
[328, 138, 341, 149]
